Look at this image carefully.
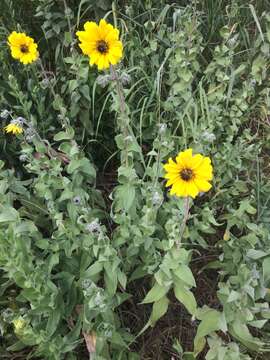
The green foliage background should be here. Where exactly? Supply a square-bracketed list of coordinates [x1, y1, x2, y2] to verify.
[0, 0, 270, 359]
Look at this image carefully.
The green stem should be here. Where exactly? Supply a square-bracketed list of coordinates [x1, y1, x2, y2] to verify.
[112, 2, 118, 28]
[38, 60, 57, 98]
[38, 60, 68, 126]
[177, 196, 190, 249]
[110, 66, 129, 166]
[63, 0, 73, 39]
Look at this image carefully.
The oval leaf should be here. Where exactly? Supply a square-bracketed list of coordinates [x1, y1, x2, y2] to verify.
[142, 282, 170, 304]
[174, 282, 197, 315]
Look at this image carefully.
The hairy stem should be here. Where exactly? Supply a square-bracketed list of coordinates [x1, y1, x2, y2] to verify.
[177, 196, 190, 249]
[110, 65, 129, 165]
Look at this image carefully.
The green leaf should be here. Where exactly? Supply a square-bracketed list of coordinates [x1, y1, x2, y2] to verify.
[82, 262, 103, 279]
[68, 79, 78, 93]
[174, 280, 197, 315]
[104, 267, 118, 296]
[54, 127, 74, 141]
[263, 257, 270, 283]
[149, 296, 169, 325]
[138, 296, 169, 336]
[118, 270, 127, 289]
[227, 290, 240, 302]
[182, 353, 196, 360]
[47, 253, 59, 274]
[0, 206, 19, 223]
[229, 320, 266, 351]
[80, 85, 90, 101]
[14, 221, 38, 235]
[67, 158, 96, 178]
[246, 249, 268, 260]
[261, 309, 270, 319]
[194, 308, 223, 356]
[173, 265, 196, 287]
[114, 184, 136, 212]
[194, 336, 207, 357]
[52, 94, 64, 111]
[111, 331, 127, 347]
[7, 341, 27, 351]
[46, 307, 61, 337]
[64, 31, 72, 46]
[142, 282, 170, 304]
[196, 309, 222, 339]
[249, 320, 267, 329]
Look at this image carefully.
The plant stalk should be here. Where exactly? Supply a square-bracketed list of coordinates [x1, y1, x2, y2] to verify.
[177, 196, 190, 249]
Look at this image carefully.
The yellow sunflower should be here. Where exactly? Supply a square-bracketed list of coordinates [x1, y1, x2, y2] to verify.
[76, 19, 123, 70]
[8, 31, 39, 65]
[4, 122, 23, 135]
[163, 149, 213, 198]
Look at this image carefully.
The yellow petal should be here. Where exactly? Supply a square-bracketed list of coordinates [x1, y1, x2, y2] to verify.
[84, 21, 99, 37]
[195, 158, 213, 180]
[186, 181, 199, 198]
[190, 154, 204, 169]
[165, 174, 180, 187]
[97, 56, 105, 70]
[163, 158, 181, 173]
[105, 28, 120, 42]
[194, 179, 212, 192]
[99, 19, 114, 38]
[170, 180, 189, 197]
[176, 148, 193, 167]
[102, 55, 110, 69]
[11, 48, 21, 59]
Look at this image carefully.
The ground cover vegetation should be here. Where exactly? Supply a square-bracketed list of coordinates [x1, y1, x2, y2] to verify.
[0, 0, 270, 359]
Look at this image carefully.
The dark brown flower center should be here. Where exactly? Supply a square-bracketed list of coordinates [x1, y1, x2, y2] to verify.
[20, 44, 29, 54]
[97, 40, 109, 54]
[180, 168, 194, 181]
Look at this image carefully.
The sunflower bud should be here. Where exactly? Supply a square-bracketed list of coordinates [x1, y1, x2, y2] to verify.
[13, 317, 27, 334]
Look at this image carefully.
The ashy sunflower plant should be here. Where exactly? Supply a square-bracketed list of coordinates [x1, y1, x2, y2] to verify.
[7, 31, 39, 65]
[1, 2, 270, 360]
[76, 19, 123, 70]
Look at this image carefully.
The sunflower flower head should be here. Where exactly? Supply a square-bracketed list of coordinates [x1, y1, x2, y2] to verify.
[4, 118, 24, 135]
[8, 31, 39, 65]
[76, 19, 123, 70]
[163, 149, 213, 199]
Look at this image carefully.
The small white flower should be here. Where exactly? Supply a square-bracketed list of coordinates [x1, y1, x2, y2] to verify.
[158, 123, 167, 134]
[24, 127, 36, 143]
[202, 130, 216, 143]
[227, 36, 238, 47]
[19, 154, 28, 162]
[125, 135, 133, 142]
[73, 196, 81, 205]
[40, 78, 50, 89]
[96, 75, 111, 88]
[121, 72, 131, 86]
[82, 279, 93, 290]
[85, 219, 101, 233]
[0, 110, 10, 119]
[152, 191, 163, 206]
[64, 7, 72, 16]
[11, 117, 25, 126]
